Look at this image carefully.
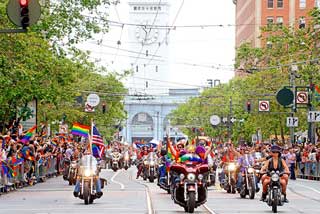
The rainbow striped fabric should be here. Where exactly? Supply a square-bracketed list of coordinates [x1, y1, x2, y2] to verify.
[20, 125, 37, 144]
[71, 123, 90, 138]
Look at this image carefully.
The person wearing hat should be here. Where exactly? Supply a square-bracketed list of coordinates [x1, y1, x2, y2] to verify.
[260, 145, 290, 203]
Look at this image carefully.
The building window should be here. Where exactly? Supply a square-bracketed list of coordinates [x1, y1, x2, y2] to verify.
[267, 17, 274, 26]
[299, 0, 306, 8]
[154, 6, 157, 10]
[276, 16, 283, 26]
[277, 0, 283, 8]
[267, 0, 274, 8]
[299, 17, 306, 29]
[134, 6, 137, 10]
[158, 6, 161, 10]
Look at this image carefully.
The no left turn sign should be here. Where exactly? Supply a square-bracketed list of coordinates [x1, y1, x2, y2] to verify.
[259, 100, 270, 112]
[296, 91, 308, 104]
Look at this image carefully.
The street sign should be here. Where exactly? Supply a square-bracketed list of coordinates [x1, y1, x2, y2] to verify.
[210, 115, 221, 126]
[87, 94, 100, 107]
[7, 0, 41, 27]
[222, 117, 228, 123]
[308, 111, 320, 122]
[258, 100, 270, 112]
[296, 91, 308, 104]
[286, 117, 299, 127]
[251, 134, 257, 143]
[230, 117, 236, 123]
[276, 87, 294, 106]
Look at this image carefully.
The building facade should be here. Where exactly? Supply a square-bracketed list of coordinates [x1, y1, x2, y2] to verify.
[126, 0, 171, 94]
[121, 1, 200, 143]
[234, 0, 320, 48]
[122, 89, 199, 143]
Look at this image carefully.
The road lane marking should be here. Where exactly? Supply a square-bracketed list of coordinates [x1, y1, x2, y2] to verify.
[110, 170, 125, 190]
[145, 187, 154, 214]
[203, 204, 217, 214]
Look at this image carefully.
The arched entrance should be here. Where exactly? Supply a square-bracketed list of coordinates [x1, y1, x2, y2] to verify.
[131, 112, 154, 142]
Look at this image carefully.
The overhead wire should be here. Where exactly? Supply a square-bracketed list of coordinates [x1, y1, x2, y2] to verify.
[146, 0, 185, 67]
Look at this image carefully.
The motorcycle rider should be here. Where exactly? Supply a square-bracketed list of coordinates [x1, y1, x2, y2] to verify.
[136, 145, 150, 179]
[260, 145, 290, 203]
[73, 149, 103, 198]
[219, 141, 237, 185]
[235, 145, 260, 192]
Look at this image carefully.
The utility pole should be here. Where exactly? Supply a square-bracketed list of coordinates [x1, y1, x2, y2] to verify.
[308, 79, 315, 144]
[228, 96, 233, 140]
[289, 65, 298, 145]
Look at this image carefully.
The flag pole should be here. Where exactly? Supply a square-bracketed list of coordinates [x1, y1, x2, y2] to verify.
[90, 119, 93, 155]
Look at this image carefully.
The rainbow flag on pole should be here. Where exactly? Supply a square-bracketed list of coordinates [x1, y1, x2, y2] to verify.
[20, 125, 37, 144]
[71, 122, 90, 138]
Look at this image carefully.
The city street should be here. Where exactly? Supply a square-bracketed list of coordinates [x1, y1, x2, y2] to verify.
[0, 168, 319, 214]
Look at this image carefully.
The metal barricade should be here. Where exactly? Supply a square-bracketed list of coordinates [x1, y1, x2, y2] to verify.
[297, 161, 320, 180]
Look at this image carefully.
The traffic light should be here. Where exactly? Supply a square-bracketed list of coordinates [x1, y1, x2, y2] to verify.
[19, 0, 29, 28]
[246, 101, 251, 113]
[102, 103, 106, 114]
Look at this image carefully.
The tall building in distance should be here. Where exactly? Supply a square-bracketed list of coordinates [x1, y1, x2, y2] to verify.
[127, 0, 170, 95]
[234, 0, 320, 48]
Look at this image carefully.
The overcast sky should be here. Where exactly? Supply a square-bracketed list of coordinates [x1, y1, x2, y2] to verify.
[78, 0, 235, 92]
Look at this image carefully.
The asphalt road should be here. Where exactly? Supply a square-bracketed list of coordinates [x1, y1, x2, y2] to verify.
[0, 168, 319, 214]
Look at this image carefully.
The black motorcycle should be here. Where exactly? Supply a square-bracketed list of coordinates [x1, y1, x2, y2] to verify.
[239, 166, 256, 199]
[265, 171, 285, 213]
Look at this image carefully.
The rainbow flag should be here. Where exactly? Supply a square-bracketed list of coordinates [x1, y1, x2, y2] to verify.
[167, 146, 174, 160]
[178, 154, 202, 163]
[51, 141, 58, 147]
[20, 125, 37, 144]
[71, 123, 90, 138]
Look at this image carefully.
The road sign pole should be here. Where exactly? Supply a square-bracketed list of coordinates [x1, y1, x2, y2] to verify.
[290, 66, 298, 145]
[308, 79, 315, 144]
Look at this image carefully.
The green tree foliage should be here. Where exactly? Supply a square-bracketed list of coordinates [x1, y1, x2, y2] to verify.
[0, 1, 126, 137]
[170, 8, 320, 144]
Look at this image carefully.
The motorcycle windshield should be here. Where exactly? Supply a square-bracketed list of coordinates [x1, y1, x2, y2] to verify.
[80, 155, 98, 173]
[147, 152, 155, 161]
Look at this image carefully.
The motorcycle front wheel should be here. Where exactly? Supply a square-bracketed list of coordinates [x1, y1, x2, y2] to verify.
[83, 181, 91, 205]
[248, 179, 255, 199]
[186, 192, 196, 213]
[272, 189, 278, 213]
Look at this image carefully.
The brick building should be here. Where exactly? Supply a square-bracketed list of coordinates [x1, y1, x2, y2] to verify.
[234, 0, 320, 76]
[234, 0, 320, 48]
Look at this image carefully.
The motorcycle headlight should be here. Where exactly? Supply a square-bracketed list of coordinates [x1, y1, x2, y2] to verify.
[228, 163, 236, 171]
[187, 173, 196, 181]
[180, 173, 185, 180]
[248, 167, 254, 174]
[150, 161, 155, 166]
[84, 169, 91, 177]
[198, 174, 204, 180]
[271, 173, 279, 182]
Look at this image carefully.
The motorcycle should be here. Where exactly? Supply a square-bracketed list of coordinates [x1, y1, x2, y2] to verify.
[265, 171, 285, 213]
[78, 155, 104, 205]
[123, 151, 131, 170]
[111, 151, 122, 172]
[239, 166, 256, 199]
[206, 155, 217, 187]
[170, 162, 209, 213]
[68, 160, 78, 185]
[62, 157, 71, 181]
[142, 152, 158, 182]
[222, 162, 237, 194]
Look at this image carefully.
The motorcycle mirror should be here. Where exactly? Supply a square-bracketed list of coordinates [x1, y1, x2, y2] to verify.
[160, 148, 167, 156]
